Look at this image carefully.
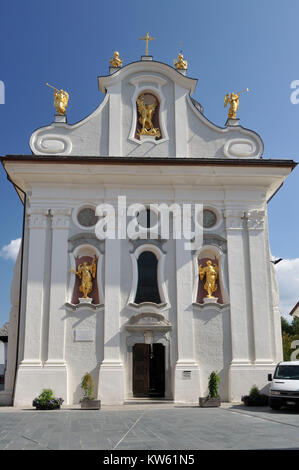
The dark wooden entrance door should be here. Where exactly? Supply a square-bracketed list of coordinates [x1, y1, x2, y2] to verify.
[133, 343, 165, 398]
[133, 343, 150, 397]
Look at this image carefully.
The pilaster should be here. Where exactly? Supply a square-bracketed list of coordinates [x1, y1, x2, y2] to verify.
[174, 84, 187, 156]
[224, 209, 251, 365]
[20, 208, 48, 365]
[98, 237, 124, 404]
[44, 209, 71, 371]
[0, 248, 22, 405]
[108, 83, 122, 156]
[14, 208, 48, 406]
[246, 209, 274, 365]
[174, 237, 200, 404]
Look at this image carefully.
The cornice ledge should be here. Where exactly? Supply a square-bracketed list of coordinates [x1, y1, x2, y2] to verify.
[192, 302, 230, 311]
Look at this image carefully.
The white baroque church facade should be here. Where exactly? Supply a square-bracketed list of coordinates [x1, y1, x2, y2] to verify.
[0, 53, 296, 406]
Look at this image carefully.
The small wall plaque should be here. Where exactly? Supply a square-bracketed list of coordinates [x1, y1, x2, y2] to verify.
[182, 370, 191, 380]
[74, 329, 94, 342]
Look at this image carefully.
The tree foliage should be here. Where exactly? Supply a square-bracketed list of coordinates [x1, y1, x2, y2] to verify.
[81, 372, 94, 400]
[281, 317, 299, 360]
[208, 371, 220, 398]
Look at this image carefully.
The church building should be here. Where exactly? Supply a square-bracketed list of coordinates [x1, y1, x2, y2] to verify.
[0, 41, 296, 406]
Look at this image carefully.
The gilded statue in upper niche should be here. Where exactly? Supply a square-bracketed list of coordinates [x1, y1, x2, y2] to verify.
[71, 257, 97, 299]
[136, 94, 161, 138]
[198, 259, 219, 298]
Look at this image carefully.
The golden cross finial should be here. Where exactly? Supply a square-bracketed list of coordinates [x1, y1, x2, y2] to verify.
[139, 32, 155, 56]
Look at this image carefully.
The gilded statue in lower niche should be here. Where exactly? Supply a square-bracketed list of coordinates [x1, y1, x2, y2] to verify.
[198, 260, 219, 298]
[136, 94, 161, 138]
[71, 257, 97, 299]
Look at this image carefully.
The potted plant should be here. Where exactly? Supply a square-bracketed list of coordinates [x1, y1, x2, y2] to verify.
[199, 371, 221, 407]
[80, 372, 101, 410]
[242, 385, 268, 406]
[32, 389, 64, 410]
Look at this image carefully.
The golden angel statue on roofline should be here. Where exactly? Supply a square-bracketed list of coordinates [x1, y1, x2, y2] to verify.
[109, 51, 123, 68]
[71, 257, 97, 300]
[224, 88, 249, 119]
[198, 259, 219, 298]
[174, 53, 188, 70]
[46, 83, 69, 116]
[136, 94, 161, 138]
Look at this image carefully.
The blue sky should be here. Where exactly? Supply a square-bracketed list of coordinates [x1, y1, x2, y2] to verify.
[0, 0, 298, 324]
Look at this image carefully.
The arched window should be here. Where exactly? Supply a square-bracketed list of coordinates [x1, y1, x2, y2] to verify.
[134, 251, 161, 304]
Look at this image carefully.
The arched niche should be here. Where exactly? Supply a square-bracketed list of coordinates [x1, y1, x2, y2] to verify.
[127, 244, 170, 313]
[128, 74, 169, 145]
[193, 244, 229, 305]
[68, 244, 104, 306]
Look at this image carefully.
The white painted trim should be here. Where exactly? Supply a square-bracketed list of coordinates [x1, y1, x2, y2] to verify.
[174, 84, 188, 156]
[72, 203, 98, 231]
[98, 61, 197, 94]
[129, 74, 167, 87]
[224, 138, 257, 159]
[108, 83, 122, 155]
[31, 132, 72, 156]
[192, 302, 230, 312]
[202, 205, 222, 232]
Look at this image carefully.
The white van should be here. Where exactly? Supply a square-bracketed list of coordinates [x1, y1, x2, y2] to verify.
[268, 361, 299, 410]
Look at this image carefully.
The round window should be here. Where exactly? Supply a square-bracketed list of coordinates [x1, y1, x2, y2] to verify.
[77, 207, 98, 227]
[137, 208, 158, 229]
[203, 209, 217, 229]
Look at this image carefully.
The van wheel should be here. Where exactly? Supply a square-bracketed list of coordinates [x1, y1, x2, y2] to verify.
[270, 403, 281, 410]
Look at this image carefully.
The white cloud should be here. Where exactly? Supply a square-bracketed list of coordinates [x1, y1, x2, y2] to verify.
[275, 258, 299, 318]
[0, 238, 21, 261]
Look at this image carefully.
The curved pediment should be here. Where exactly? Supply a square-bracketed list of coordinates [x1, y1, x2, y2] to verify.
[30, 58, 263, 160]
[125, 312, 172, 332]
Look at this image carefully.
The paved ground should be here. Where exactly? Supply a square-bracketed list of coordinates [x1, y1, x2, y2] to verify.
[0, 403, 299, 450]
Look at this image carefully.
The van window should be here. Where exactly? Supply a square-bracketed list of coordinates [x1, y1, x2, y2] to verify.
[274, 365, 299, 380]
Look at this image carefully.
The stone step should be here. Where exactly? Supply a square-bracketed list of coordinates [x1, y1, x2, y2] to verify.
[124, 398, 174, 405]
